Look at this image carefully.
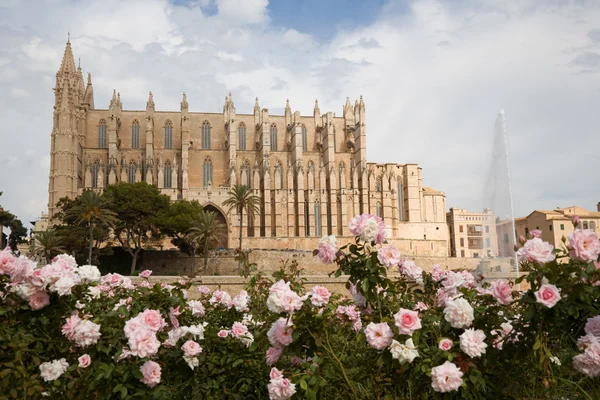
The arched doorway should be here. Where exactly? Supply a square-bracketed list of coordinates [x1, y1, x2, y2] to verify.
[203, 204, 229, 249]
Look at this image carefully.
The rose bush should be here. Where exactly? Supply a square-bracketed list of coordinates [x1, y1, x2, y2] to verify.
[1, 216, 600, 399]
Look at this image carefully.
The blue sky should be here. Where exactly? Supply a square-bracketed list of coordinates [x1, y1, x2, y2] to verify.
[0, 0, 599, 228]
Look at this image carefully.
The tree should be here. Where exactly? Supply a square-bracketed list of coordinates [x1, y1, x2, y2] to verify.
[102, 182, 170, 275]
[155, 199, 203, 253]
[34, 230, 65, 261]
[222, 184, 260, 273]
[63, 191, 118, 265]
[185, 209, 226, 274]
[0, 192, 27, 251]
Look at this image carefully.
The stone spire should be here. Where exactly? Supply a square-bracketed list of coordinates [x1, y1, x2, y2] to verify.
[58, 39, 76, 74]
[83, 72, 95, 109]
[146, 91, 155, 112]
[253, 97, 260, 123]
[109, 89, 117, 109]
[117, 92, 122, 108]
[285, 99, 292, 126]
[87, 72, 92, 86]
[181, 92, 188, 112]
[254, 97, 260, 113]
[314, 99, 320, 116]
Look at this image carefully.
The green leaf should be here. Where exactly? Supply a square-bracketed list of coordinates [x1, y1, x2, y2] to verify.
[300, 379, 308, 391]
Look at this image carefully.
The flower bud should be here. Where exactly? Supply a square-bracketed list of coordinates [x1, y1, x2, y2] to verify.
[573, 215, 580, 227]
[519, 235, 526, 245]
[513, 244, 520, 252]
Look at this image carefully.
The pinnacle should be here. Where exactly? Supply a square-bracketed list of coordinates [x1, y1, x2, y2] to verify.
[59, 40, 77, 74]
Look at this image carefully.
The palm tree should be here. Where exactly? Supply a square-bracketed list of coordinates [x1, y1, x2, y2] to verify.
[222, 184, 260, 273]
[64, 191, 118, 265]
[185, 209, 226, 274]
[34, 230, 65, 262]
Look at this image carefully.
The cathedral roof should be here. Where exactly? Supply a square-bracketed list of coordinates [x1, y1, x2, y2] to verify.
[59, 39, 76, 74]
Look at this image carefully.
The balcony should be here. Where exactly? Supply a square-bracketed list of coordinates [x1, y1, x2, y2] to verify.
[467, 225, 483, 237]
[468, 239, 483, 250]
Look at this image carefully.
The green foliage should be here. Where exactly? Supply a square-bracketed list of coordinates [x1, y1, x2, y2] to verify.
[0, 192, 27, 251]
[102, 182, 170, 275]
[34, 230, 65, 261]
[185, 209, 227, 274]
[154, 199, 203, 257]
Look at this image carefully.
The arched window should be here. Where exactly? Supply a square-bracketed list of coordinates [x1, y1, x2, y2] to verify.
[238, 123, 246, 151]
[98, 120, 107, 148]
[91, 160, 100, 188]
[332, 130, 336, 152]
[128, 161, 136, 184]
[314, 204, 321, 236]
[270, 124, 277, 151]
[583, 221, 589, 230]
[376, 178, 382, 192]
[132, 120, 140, 149]
[301, 125, 307, 152]
[203, 158, 213, 187]
[164, 121, 172, 149]
[376, 202, 382, 218]
[398, 183, 405, 221]
[164, 162, 172, 188]
[274, 163, 283, 189]
[202, 121, 211, 149]
[591, 221, 596, 231]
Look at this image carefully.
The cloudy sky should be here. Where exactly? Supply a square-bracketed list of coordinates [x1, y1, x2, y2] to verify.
[0, 0, 599, 229]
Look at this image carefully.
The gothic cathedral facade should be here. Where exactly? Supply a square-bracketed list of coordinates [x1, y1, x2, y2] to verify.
[48, 41, 449, 256]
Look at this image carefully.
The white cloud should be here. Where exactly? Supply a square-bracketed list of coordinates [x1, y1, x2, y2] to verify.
[0, 0, 599, 226]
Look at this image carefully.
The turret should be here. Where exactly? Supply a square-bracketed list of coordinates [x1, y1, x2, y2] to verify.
[313, 99, 320, 127]
[253, 97, 260, 124]
[285, 99, 292, 126]
[146, 91, 155, 112]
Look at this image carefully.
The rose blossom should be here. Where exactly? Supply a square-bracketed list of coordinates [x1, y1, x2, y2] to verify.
[394, 308, 422, 336]
[39, 359, 69, 382]
[0, 247, 15, 275]
[400, 260, 423, 283]
[139, 269, 152, 278]
[443, 298, 474, 329]
[62, 314, 82, 340]
[231, 322, 249, 338]
[431, 264, 447, 282]
[364, 322, 394, 350]
[187, 300, 206, 316]
[232, 290, 250, 312]
[140, 360, 161, 388]
[266, 346, 284, 366]
[309, 285, 331, 307]
[389, 338, 419, 364]
[459, 328, 488, 358]
[517, 238, 555, 264]
[534, 284, 561, 308]
[72, 320, 102, 347]
[530, 229, 542, 238]
[431, 361, 464, 393]
[414, 302, 429, 311]
[267, 368, 296, 400]
[267, 318, 293, 348]
[139, 309, 167, 332]
[78, 354, 91, 368]
[573, 341, 600, 378]
[568, 230, 600, 262]
[349, 214, 386, 244]
[491, 279, 513, 305]
[77, 265, 101, 283]
[29, 290, 50, 310]
[217, 329, 230, 338]
[317, 235, 337, 264]
[129, 329, 161, 358]
[181, 340, 202, 357]
[377, 245, 401, 267]
[584, 315, 600, 337]
[439, 338, 453, 351]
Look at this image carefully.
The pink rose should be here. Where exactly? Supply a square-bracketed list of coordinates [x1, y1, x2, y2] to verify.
[394, 309, 422, 336]
[414, 302, 429, 311]
[0, 247, 16, 275]
[128, 329, 161, 358]
[594, 261, 600, 271]
[217, 330, 230, 338]
[266, 346, 284, 366]
[231, 322, 249, 338]
[364, 322, 394, 350]
[267, 318, 293, 348]
[534, 284, 561, 308]
[269, 367, 283, 380]
[431, 361, 464, 393]
[439, 339, 453, 351]
[530, 229, 542, 238]
[29, 290, 50, 310]
[573, 215, 581, 226]
[316, 235, 337, 264]
[62, 314, 82, 341]
[140, 310, 166, 332]
[491, 280, 513, 305]
[78, 354, 91, 368]
[568, 230, 600, 262]
[349, 214, 386, 244]
[584, 315, 600, 337]
[431, 264, 447, 282]
[139, 269, 152, 279]
[377, 245, 401, 267]
[573, 341, 600, 377]
[140, 360, 161, 388]
[267, 368, 296, 400]
[309, 285, 331, 307]
[517, 238, 555, 264]
[459, 328, 488, 358]
[181, 340, 202, 357]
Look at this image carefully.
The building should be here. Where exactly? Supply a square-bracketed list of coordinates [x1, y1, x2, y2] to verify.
[46, 40, 449, 256]
[496, 206, 600, 257]
[447, 208, 498, 258]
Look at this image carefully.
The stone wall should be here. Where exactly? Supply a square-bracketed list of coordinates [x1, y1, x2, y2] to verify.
[138, 248, 514, 277]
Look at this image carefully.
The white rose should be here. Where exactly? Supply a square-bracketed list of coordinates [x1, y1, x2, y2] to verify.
[266, 292, 286, 313]
[183, 356, 199, 370]
[53, 275, 80, 296]
[182, 325, 205, 340]
[443, 298, 474, 329]
[360, 218, 379, 243]
[78, 265, 101, 283]
[389, 338, 419, 364]
[39, 359, 69, 382]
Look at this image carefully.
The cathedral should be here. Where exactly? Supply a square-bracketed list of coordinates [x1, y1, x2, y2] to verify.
[47, 40, 450, 256]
